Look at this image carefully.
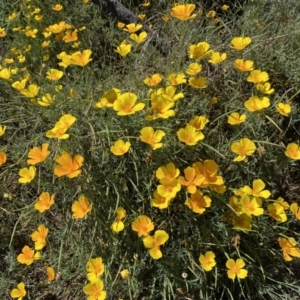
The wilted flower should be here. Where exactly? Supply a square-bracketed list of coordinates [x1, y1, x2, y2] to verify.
[47, 267, 55, 281]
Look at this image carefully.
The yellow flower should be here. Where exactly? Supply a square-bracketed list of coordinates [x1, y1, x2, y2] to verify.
[83, 279, 106, 300]
[208, 52, 227, 64]
[12, 78, 28, 91]
[63, 30, 78, 43]
[130, 31, 147, 43]
[140, 127, 165, 150]
[226, 258, 248, 280]
[0, 151, 7, 166]
[19, 166, 36, 183]
[268, 203, 287, 222]
[151, 190, 173, 209]
[157, 178, 181, 198]
[34, 192, 55, 213]
[256, 82, 274, 94]
[17, 246, 41, 265]
[57, 51, 72, 68]
[276, 103, 291, 116]
[10, 282, 26, 300]
[31, 224, 49, 250]
[244, 96, 270, 112]
[290, 203, 300, 220]
[0, 27, 7, 37]
[206, 10, 216, 18]
[86, 257, 105, 282]
[111, 207, 126, 233]
[113, 92, 145, 115]
[46, 126, 69, 139]
[167, 72, 186, 85]
[120, 269, 130, 279]
[0, 68, 11, 79]
[20, 84, 40, 98]
[188, 115, 209, 130]
[123, 23, 142, 33]
[189, 42, 210, 59]
[70, 49, 92, 67]
[110, 140, 131, 156]
[155, 163, 179, 180]
[240, 194, 264, 216]
[185, 189, 212, 214]
[141, 1, 150, 7]
[275, 197, 289, 210]
[177, 125, 204, 145]
[232, 213, 252, 232]
[247, 70, 269, 84]
[38, 93, 54, 106]
[170, 4, 197, 21]
[185, 62, 202, 75]
[227, 112, 246, 125]
[193, 160, 224, 188]
[144, 73, 163, 86]
[178, 167, 205, 194]
[240, 179, 271, 199]
[145, 93, 175, 120]
[221, 4, 230, 11]
[143, 230, 169, 259]
[231, 138, 256, 161]
[8, 12, 17, 21]
[46, 68, 64, 80]
[188, 77, 207, 89]
[72, 195, 92, 219]
[0, 125, 7, 136]
[52, 4, 63, 11]
[96, 88, 121, 108]
[230, 37, 251, 50]
[27, 143, 50, 165]
[284, 143, 300, 160]
[46, 21, 66, 34]
[131, 215, 154, 237]
[54, 153, 84, 178]
[47, 267, 55, 281]
[199, 251, 216, 271]
[278, 237, 300, 261]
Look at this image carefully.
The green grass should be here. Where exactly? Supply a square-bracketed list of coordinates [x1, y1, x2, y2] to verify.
[1, 0, 300, 299]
